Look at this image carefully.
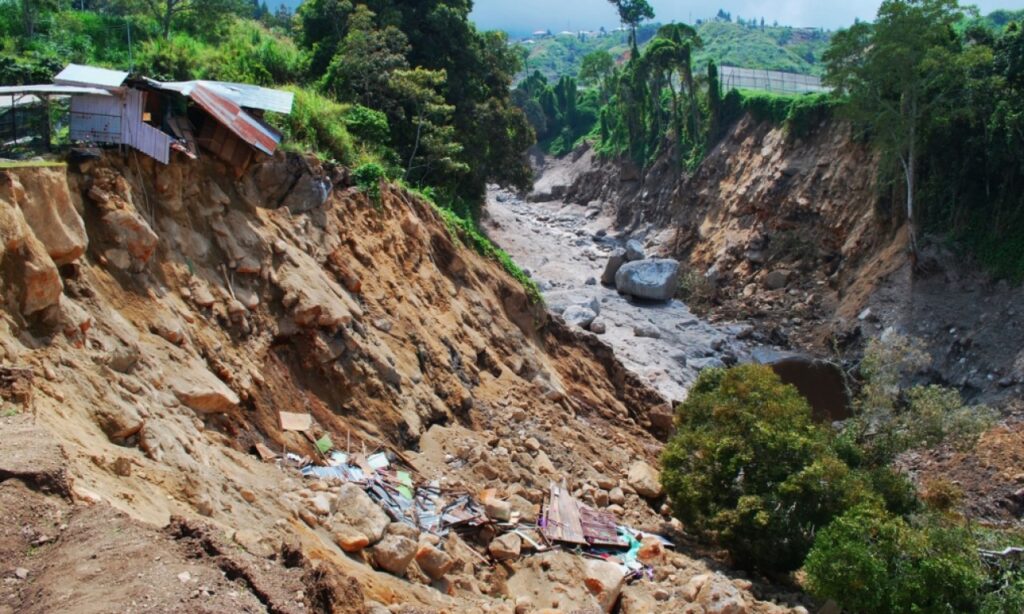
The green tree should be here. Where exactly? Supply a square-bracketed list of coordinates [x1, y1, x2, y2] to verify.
[824, 0, 963, 253]
[296, 0, 354, 75]
[391, 67, 466, 184]
[141, 0, 249, 38]
[578, 50, 615, 99]
[320, 5, 409, 112]
[654, 23, 703, 140]
[805, 506, 984, 613]
[607, 0, 654, 53]
[661, 365, 876, 571]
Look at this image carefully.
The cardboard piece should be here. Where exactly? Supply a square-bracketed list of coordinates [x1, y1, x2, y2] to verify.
[279, 411, 312, 432]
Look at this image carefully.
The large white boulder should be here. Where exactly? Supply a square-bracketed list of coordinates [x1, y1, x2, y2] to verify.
[615, 259, 680, 301]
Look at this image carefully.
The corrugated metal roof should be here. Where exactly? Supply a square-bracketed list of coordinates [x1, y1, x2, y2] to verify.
[143, 78, 293, 114]
[54, 64, 128, 89]
[188, 83, 282, 156]
[0, 84, 113, 98]
[204, 81, 293, 114]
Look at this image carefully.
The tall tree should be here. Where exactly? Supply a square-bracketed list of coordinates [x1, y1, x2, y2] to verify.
[824, 0, 962, 253]
[655, 23, 703, 141]
[607, 0, 654, 54]
[142, 0, 248, 38]
[578, 49, 615, 101]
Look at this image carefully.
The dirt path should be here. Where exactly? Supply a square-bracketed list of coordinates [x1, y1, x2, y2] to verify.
[485, 163, 758, 404]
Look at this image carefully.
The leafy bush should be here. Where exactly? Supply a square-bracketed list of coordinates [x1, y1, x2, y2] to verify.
[719, 89, 836, 138]
[676, 267, 716, 310]
[138, 19, 306, 85]
[845, 333, 994, 467]
[353, 162, 386, 206]
[343, 105, 390, 144]
[266, 87, 357, 165]
[805, 506, 985, 614]
[661, 365, 876, 571]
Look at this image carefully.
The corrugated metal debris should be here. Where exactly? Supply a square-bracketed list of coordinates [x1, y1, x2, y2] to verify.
[55, 64, 129, 89]
[265, 428, 673, 585]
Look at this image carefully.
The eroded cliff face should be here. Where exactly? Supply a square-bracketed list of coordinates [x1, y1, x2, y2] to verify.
[561, 115, 909, 353]
[0, 153, 805, 613]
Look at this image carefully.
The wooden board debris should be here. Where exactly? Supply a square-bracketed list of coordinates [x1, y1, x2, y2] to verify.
[542, 481, 586, 546]
[279, 411, 312, 432]
[254, 442, 277, 461]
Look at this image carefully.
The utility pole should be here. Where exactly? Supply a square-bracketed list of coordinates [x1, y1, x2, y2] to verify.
[127, 18, 133, 72]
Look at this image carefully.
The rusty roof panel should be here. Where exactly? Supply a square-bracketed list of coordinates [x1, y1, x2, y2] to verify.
[188, 83, 282, 156]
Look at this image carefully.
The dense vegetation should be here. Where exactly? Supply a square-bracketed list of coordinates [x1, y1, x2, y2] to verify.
[0, 0, 541, 296]
[826, 0, 1024, 279]
[0, 0, 533, 217]
[519, 18, 832, 82]
[661, 334, 1022, 610]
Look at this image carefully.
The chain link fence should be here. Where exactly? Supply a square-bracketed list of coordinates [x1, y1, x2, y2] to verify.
[720, 66, 830, 95]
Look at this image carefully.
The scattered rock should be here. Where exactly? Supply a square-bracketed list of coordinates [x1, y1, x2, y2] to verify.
[601, 248, 627, 285]
[634, 324, 661, 339]
[624, 239, 645, 262]
[696, 574, 749, 614]
[331, 483, 390, 544]
[371, 535, 417, 576]
[14, 567, 29, 580]
[615, 259, 681, 302]
[333, 527, 370, 553]
[627, 461, 664, 499]
[168, 368, 239, 414]
[584, 558, 626, 613]
[763, 270, 790, 290]
[562, 305, 598, 329]
[488, 533, 521, 560]
[590, 318, 607, 334]
[414, 544, 454, 580]
[485, 499, 512, 522]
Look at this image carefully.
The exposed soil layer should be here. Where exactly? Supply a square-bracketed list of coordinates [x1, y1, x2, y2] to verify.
[0, 152, 812, 612]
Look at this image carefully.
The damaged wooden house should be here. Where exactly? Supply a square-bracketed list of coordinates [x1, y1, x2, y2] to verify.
[0, 63, 294, 176]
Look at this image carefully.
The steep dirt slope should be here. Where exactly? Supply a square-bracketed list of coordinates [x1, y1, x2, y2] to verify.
[0, 153, 806, 612]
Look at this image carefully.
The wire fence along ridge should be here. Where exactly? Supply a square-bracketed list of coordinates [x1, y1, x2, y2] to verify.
[720, 66, 831, 95]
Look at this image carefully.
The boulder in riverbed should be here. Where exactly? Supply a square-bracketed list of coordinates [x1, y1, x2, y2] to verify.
[615, 259, 680, 302]
[624, 239, 645, 262]
[601, 248, 627, 286]
[563, 305, 598, 329]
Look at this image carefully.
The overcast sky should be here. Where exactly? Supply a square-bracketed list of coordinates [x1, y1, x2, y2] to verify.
[470, 0, 1024, 32]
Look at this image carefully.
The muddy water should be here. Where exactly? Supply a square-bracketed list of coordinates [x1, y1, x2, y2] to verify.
[485, 185, 757, 404]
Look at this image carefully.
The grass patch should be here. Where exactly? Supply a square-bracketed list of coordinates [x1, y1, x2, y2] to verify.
[399, 183, 542, 304]
[0, 160, 67, 169]
[432, 203, 543, 305]
[721, 89, 837, 138]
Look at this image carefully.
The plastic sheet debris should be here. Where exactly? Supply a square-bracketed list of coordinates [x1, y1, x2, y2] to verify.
[367, 452, 390, 470]
[396, 471, 414, 500]
[315, 435, 333, 454]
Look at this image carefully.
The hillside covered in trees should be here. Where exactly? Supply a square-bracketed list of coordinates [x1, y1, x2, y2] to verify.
[1, 0, 533, 221]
